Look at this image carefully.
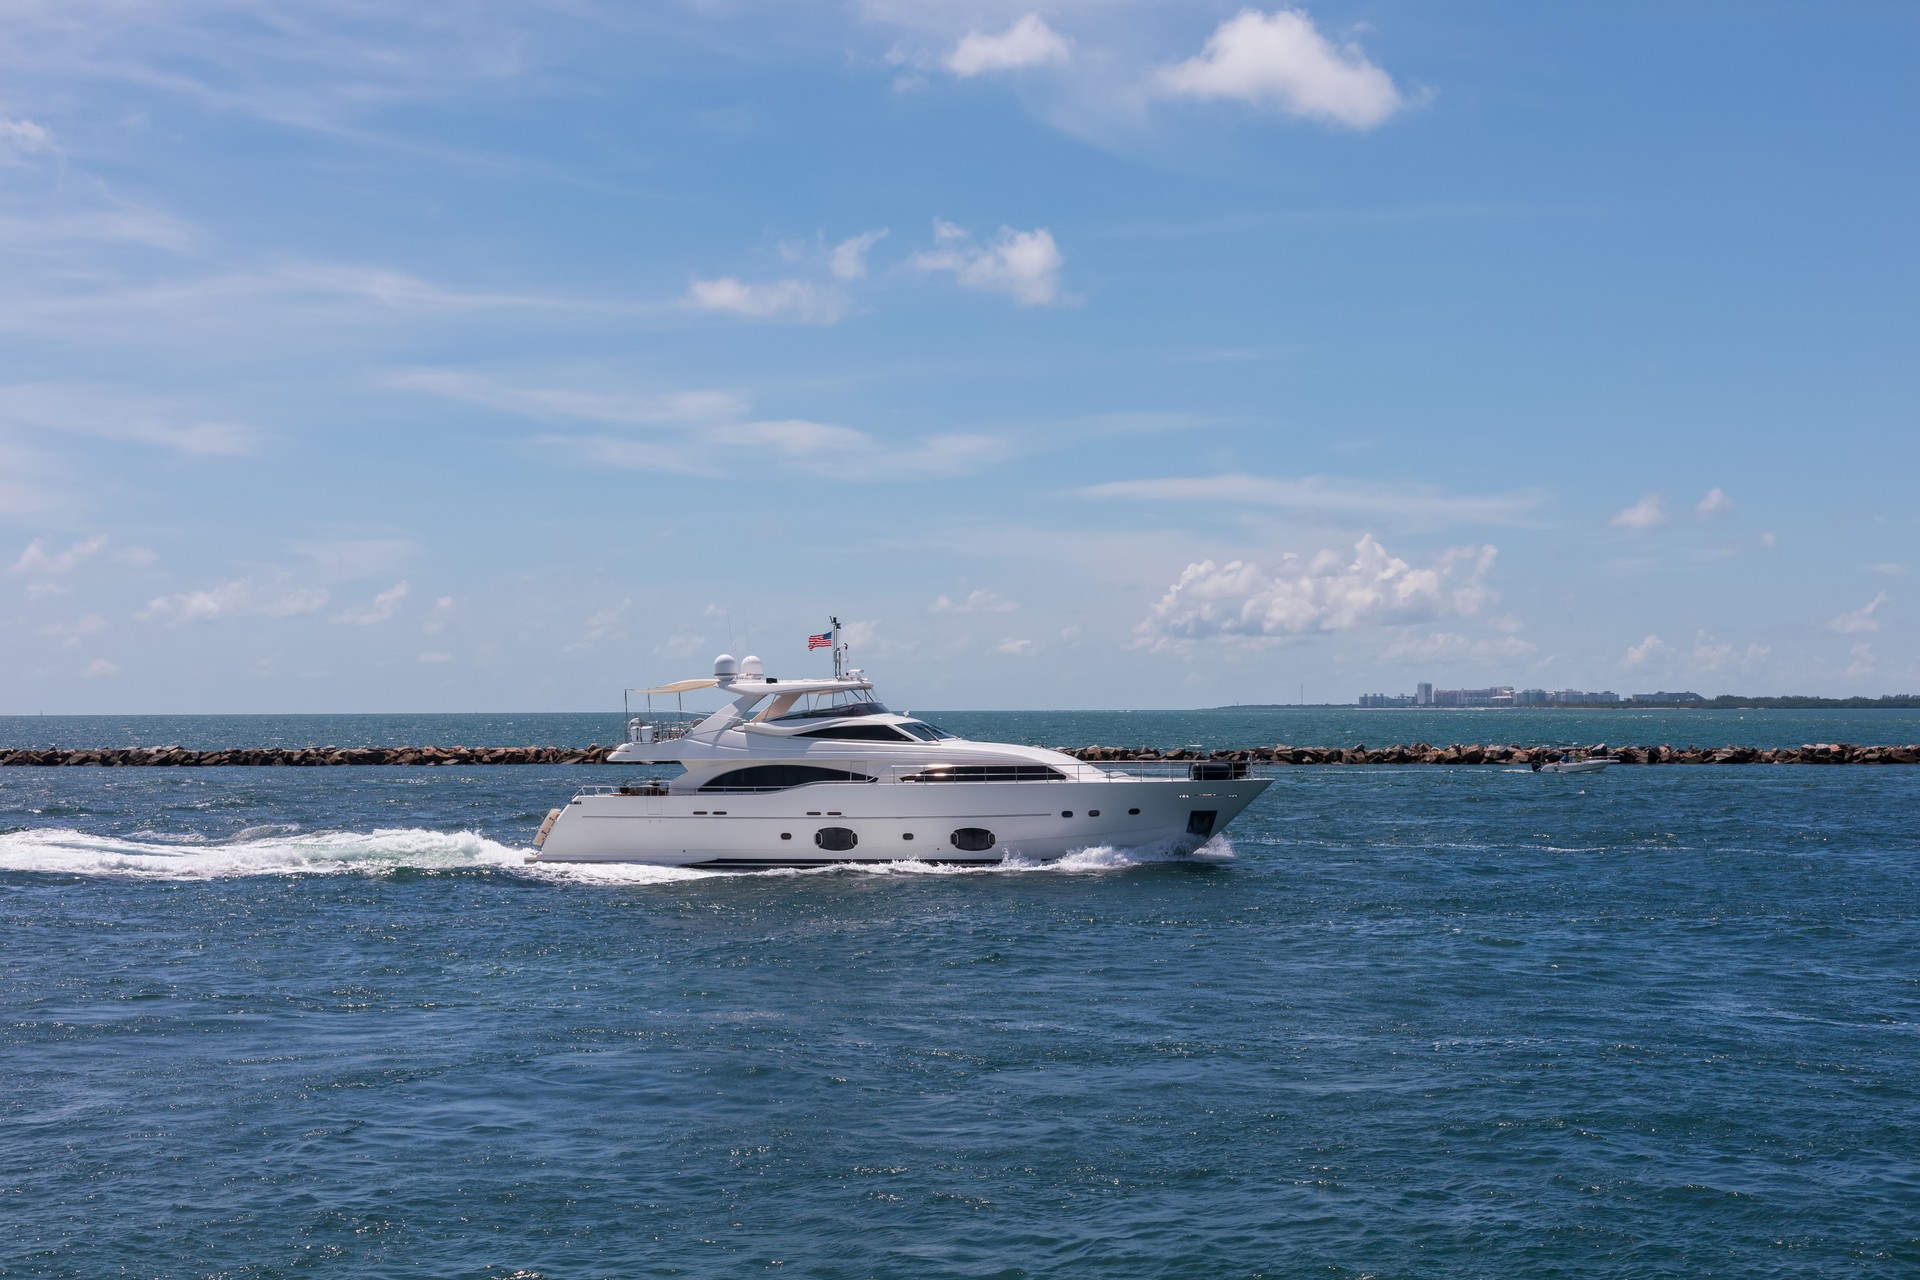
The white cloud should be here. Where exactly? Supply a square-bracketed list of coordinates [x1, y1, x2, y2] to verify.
[0, 118, 54, 162]
[138, 578, 329, 626]
[1154, 8, 1404, 130]
[946, 15, 1073, 77]
[417, 650, 453, 664]
[1692, 630, 1769, 673]
[1383, 629, 1535, 663]
[332, 580, 410, 625]
[565, 600, 631, 652]
[1078, 472, 1544, 527]
[423, 595, 456, 634]
[0, 384, 259, 456]
[1137, 534, 1497, 647]
[1828, 591, 1888, 634]
[1623, 634, 1665, 667]
[1695, 487, 1732, 518]
[1611, 493, 1668, 530]
[1870, 562, 1906, 576]
[994, 636, 1035, 656]
[290, 538, 415, 582]
[912, 221, 1064, 306]
[828, 229, 890, 281]
[39, 613, 110, 649]
[1845, 642, 1876, 679]
[82, 657, 119, 678]
[931, 589, 1018, 614]
[682, 277, 849, 324]
[390, 369, 746, 427]
[13, 534, 108, 575]
[1761, 531, 1777, 549]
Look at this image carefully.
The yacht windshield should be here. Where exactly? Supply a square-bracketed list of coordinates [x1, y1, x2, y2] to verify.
[769, 699, 892, 723]
[897, 721, 954, 741]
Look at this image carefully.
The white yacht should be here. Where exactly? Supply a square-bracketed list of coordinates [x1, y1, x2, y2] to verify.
[531, 627, 1270, 869]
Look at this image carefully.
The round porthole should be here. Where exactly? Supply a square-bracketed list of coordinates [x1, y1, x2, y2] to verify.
[950, 827, 995, 852]
[1128, 808, 1140, 816]
[813, 827, 857, 852]
[902, 833, 915, 841]
[780, 832, 792, 841]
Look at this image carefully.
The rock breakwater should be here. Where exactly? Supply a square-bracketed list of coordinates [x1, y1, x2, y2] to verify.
[2, 742, 1917, 767]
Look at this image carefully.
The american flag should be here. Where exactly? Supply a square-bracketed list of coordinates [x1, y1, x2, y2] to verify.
[807, 631, 834, 650]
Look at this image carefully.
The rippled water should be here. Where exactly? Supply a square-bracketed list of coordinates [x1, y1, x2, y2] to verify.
[4, 723, 1919, 1276]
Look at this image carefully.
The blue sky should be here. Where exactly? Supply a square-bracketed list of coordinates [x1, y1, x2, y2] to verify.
[3, 1, 1915, 712]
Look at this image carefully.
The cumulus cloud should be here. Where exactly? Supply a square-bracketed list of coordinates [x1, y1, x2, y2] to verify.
[682, 277, 849, 324]
[1137, 534, 1497, 648]
[828, 229, 890, 281]
[1611, 493, 1668, 530]
[138, 578, 329, 626]
[946, 15, 1072, 77]
[1154, 8, 1404, 130]
[1828, 591, 1888, 634]
[1695, 487, 1732, 518]
[332, 580, 410, 625]
[13, 534, 108, 575]
[0, 118, 54, 162]
[931, 589, 1017, 614]
[1623, 634, 1665, 667]
[912, 220, 1064, 306]
[82, 657, 119, 678]
[1691, 630, 1769, 673]
[994, 636, 1035, 656]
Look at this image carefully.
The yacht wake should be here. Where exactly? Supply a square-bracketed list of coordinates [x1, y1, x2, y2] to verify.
[0, 827, 1232, 883]
[0, 825, 690, 885]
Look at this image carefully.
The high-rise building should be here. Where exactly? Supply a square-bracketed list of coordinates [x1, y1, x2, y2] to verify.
[1416, 682, 1433, 706]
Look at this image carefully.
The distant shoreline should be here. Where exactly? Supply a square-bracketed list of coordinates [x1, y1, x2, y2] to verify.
[1217, 696, 1920, 711]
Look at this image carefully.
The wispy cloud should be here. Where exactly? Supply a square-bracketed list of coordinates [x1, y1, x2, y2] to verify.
[13, 534, 108, 575]
[1078, 473, 1545, 527]
[0, 118, 55, 162]
[931, 589, 1018, 614]
[332, 580, 410, 625]
[682, 277, 850, 324]
[1828, 591, 1888, 634]
[138, 577, 330, 626]
[912, 220, 1065, 306]
[0, 384, 260, 456]
[1611, 493, 1667, 530]
[1695, 487, 1732, 518]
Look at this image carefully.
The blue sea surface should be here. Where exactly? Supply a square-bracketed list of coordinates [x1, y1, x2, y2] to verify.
[3, 713, 1918, 1277]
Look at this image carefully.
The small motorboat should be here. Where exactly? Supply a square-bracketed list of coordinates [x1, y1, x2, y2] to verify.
[1533, 755, 1614, 774]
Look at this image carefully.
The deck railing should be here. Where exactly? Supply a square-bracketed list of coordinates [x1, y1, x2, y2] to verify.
[571, 759, 1253, 798]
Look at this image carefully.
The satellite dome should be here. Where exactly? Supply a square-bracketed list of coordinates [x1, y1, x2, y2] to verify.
[739, 655, 764, 678]
[713, 653, 740, 679]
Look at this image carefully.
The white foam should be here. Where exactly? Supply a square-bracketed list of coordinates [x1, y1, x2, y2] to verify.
[0, 826, 1233, 884]
[0, 825, 562, 883]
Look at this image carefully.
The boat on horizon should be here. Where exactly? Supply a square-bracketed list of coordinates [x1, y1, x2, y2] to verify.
[531, 621, 1270, 869]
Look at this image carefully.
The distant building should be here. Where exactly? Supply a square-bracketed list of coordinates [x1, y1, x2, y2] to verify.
[1416, 682, 1434, 706]
[1629, 691, 1705, 704]
[1431, 685, 1516, 708]
[1549, 689, 1620, 704]
[1518, 688, 1551, 706]
[1359, 693, 1416, 708]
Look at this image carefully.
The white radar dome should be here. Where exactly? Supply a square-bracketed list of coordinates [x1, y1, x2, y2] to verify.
[739, 655, 764, 678]
[713, 653, 740, 679]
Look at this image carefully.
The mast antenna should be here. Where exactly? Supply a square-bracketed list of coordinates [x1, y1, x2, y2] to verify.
[831, 615, 843, 679]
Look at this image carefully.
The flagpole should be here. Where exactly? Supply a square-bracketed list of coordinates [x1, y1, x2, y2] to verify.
[830, 615, 843, 680]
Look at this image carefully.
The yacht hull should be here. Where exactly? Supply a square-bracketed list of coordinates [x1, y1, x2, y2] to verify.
[530, 776, 1270, 868]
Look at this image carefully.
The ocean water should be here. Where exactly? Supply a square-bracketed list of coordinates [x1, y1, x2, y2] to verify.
[4, 715, 1919, 1277]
